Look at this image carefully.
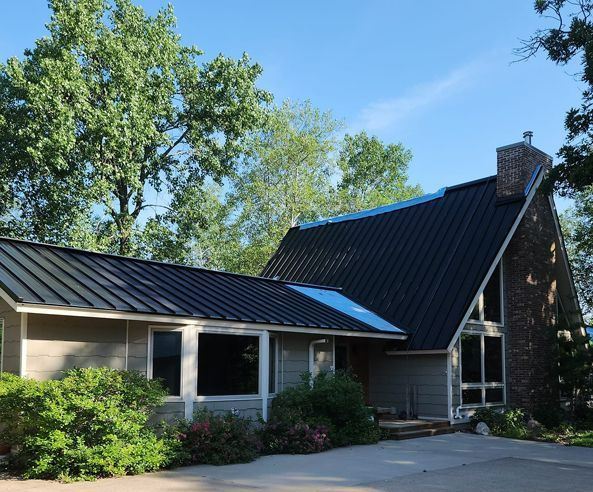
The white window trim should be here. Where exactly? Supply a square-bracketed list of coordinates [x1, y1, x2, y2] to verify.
[147, 324, 276, 420]
[468, 261, 505, 327]
[459, 332, 506, 408]
[147, 325, 186, 402]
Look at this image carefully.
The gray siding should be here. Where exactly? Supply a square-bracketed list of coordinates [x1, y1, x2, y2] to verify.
[150, 401, 185, 424]
[0, 299, 20, 374]
[26, 314, 127, 380]
[127, 320, 149, 374]
[368, 344, 449, 418]
[278, 332, 333, 390]
[194, 399, 262, 421]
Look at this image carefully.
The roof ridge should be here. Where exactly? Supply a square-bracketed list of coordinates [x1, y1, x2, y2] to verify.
[297, 175, 498, 231]
[0, 236, 342, 291]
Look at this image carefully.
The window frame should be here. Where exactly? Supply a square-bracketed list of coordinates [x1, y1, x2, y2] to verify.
[147, 325, 280, 404]
[459, 332, 506, 408]
[468, 262, 505, 327]
[148, 326, 185, 402]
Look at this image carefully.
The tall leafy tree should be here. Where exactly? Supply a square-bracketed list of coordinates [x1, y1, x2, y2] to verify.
[335, 131, 422, 214]
[226, 100, 341, 275]
[561, 190, 593, 323]
[520, 0, 593, 195]
[0, 0, 270, 256]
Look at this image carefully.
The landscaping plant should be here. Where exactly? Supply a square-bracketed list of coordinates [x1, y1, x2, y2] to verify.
[172, 408, 260, 465]
[0, 368, 172, 481]
[260, 371, 379, 453]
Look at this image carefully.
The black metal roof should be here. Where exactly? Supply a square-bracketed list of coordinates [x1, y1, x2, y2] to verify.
[262, 175, 527, 350]
[0, 237, 404, 335]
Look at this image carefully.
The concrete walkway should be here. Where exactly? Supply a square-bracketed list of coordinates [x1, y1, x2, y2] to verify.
[3, 433, 593, 491]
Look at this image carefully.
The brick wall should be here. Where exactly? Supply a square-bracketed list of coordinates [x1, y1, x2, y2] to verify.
[498, 141, 558, 410]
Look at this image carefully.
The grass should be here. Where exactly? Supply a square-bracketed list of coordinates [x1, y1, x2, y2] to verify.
[540, 427, 593, 447]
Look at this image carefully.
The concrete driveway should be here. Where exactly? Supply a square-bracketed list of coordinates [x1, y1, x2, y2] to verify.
[3, 432, 593, 491]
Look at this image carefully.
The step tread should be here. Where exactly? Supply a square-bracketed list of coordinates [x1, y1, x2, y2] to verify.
[388, 427, 456, 440]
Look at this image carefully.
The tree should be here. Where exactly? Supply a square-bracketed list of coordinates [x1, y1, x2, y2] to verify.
[334, 132, 422, 214]
[0, 0, 270, 256]
[561, 190, 593, 324]
[226, 100, 341, 275]
[519, 0, 593, 195]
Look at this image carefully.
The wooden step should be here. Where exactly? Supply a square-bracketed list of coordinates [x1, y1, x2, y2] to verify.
[379, 419, 455, 440]
[391, 426, 456, 440]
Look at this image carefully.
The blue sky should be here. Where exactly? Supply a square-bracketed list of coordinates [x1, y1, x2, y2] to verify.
[0, 1, 581, 210]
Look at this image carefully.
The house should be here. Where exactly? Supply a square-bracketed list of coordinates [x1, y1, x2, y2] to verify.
[0, 133, 583, 424]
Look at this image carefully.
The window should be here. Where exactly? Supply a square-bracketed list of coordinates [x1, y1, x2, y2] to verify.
[460, 333, 504, 407]
[197, 333, 259, 396]
[469, 263, 502, 324]
[269, 336, 277, 394]
[152, 331, 182, 396]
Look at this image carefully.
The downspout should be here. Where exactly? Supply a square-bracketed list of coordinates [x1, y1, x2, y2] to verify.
[309, 338, 328, 384]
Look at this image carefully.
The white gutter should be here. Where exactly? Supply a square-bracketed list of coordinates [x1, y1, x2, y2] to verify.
[11, 302, 408, 340]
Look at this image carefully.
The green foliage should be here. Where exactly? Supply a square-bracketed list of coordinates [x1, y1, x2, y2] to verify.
[561, 192, 593, 323]
[471, 407, 529, 439]
[170, 408, 259, 466]
[0, 368, 171, 481]
[335, 131, 422, 214]
[533, 402, 566, 430]
[224, 100, 341, 275]
[520, 1, 593, 195]
[0, 0, 269, 256]
[262, 371, 380, 451]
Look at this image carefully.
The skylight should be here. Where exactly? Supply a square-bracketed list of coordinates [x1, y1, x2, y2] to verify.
[288, 285, 405, 333]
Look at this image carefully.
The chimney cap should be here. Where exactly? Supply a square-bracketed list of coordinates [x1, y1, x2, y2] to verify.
[523, 130, 533, 145]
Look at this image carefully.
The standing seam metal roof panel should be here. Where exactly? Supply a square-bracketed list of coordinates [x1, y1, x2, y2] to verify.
[0, 237, 404, 336]
[262, 176, 526, 350]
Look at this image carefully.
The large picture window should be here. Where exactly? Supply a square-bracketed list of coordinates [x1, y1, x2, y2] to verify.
[461, 333, 504, 407]
[197, 333, 260, 396]
[469, 263, 503, 324]
[152, 331, 182, 396]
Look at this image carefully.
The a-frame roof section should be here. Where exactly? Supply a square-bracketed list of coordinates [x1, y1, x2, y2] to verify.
[262, 175, 529, 350]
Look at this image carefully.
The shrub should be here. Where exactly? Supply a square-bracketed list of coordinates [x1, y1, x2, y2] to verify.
[0, 368, 171, 481]
[261, 371, 379, 453]
[471, 407, 529, 438]
[533, 402, 566, 430]
[172, 408, 259, 465]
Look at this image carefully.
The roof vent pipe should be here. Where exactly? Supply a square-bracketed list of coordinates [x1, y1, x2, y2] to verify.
[523, 130, 533, 145]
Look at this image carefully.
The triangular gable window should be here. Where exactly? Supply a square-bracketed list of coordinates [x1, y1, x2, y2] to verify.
[469, 263, 503, 324]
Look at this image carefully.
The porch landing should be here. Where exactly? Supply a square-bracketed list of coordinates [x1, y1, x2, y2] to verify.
[379, 418, 455, 440]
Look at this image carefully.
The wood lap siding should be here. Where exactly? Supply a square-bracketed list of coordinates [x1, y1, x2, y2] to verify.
[368, 344, 449, 418]
[26, 314, 127, 380]
[0, 298, 21, 374]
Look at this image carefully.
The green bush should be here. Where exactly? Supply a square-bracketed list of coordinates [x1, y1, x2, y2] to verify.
[0, 368, 172, 481]
[471, 407, 529, 438]
[262, 371, 379, 452]
[171, 408, 259, 465]
[533, 402, 566, 430]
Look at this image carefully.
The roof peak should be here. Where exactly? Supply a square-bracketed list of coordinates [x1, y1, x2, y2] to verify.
[298, 174, 498, 231]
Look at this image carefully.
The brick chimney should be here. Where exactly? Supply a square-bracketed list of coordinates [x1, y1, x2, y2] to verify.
[496, 131, 553, 199]
[499, 132, 558, 411]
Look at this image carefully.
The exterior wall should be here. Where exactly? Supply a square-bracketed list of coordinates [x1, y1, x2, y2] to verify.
[368, 342, 449, 419]
[26, 314, 127, 380]
[0, 298, 21, 374]
[16, 314, 335, 422]
[504, 190, 558, 410]
[278, 332, 333, 390]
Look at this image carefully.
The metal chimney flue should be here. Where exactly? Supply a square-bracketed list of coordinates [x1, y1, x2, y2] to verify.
[523, 130, 533, 145]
